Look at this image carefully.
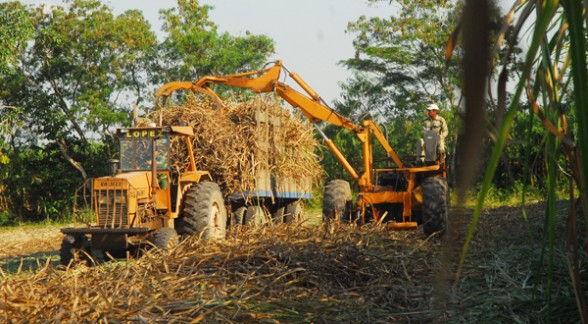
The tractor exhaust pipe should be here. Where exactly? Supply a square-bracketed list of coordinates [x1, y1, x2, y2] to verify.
[108, 159, 119, 177]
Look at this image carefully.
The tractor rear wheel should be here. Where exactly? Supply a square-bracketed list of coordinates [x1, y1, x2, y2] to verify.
[322, 179, 352, 222]
[421, 176, 448, 236]
[150, 227, 179, 250]
[179, 181, 227, 240]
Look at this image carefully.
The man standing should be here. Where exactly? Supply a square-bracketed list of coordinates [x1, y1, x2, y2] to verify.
[417, 103, 448, 163]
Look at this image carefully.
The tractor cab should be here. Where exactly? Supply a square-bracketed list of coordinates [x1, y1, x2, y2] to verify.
[116, 127, 170, 173]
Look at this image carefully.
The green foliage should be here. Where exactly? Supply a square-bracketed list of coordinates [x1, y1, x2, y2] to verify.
[341, 0, 463, 116]
[466, 181, 547, 209]
[452, 0, 588, 320]
[328, 0, 476, 186]
[0, 2, 33, 75]
[0, 137, 112, 222]
[0, 210, 12, 226]
[0, 0, 158, 182]
[156, 0, 274, 83]
[0, 0, 275, 222]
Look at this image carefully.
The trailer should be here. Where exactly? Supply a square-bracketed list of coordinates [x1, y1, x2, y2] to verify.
[227, 103, 312, 226]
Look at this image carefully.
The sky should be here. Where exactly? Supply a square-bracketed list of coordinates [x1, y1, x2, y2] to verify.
[18, 0, 396, 106]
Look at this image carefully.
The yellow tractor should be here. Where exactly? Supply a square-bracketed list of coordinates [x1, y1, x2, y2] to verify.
[60, 125, 227, 265]
[156, 60, 448, 235]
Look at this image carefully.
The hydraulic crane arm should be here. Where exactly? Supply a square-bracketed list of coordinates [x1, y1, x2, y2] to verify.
[362, 120, 404, 168]
[154, 60, 405, 182]
[156, 61, 361, 133]
[273, 82, 361, 132]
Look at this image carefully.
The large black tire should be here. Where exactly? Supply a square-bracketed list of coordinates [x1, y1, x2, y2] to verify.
[285, 201, 303, 223]
[179, 181, 227, 240]
[421, 176, 448, 236]
[231, 206, 247, 227]
[150, 227, 179, 250]
[323, 179, 352, 222]
[272, 206, 285, 224]
[59, 235, 88, 266]
[244, 205, 268, 226]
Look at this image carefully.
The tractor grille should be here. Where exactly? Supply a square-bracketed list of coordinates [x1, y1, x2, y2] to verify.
[96, 189, 129, 228]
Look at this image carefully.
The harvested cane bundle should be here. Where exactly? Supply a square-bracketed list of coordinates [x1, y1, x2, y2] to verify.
[0, 224, 437, 323]
[142, 94, 322, 196]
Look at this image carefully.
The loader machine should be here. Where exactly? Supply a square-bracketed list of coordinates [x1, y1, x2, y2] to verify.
[155, 60, 448, 235]
[60, 125, 227, 266]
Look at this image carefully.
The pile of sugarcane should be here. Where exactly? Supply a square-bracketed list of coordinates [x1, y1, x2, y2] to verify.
[140, 94, 322, 196]
[0, 224, 437, 322]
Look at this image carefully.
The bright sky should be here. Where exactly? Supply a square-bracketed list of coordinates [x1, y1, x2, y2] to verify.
[17, 0, 396, 105]
[209, 1, 397, 105]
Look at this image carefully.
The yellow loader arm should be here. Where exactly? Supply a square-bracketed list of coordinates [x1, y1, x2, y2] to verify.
[154, 60, 406, 185]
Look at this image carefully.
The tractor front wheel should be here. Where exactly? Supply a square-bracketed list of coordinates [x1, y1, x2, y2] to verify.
[150, 227, 179, 250]
[60, 235, 89, 267]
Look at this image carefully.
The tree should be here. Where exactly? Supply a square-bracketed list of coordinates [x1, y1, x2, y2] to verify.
[320, 1, 465, 183]
[0, 0, 157, 179]
[340, 0, 464, 117]
[0, 1, 32, 167]
[155, 0, 274, 84]
[328, 1, 507, 185]
[0, 0, 276, 221]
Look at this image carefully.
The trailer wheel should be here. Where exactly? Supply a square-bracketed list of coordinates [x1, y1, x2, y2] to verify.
[285, 201, 303, 223]
[422, 177, 448, 236]
[150, 227, 179, 250]
[60, 235, 88, 267]
[231, 207, 247, 227]
[245, 206, 268, 226]
[272, 207, 285, 224]
[179, 181, 227, 240]
[323, 180, 352, 222]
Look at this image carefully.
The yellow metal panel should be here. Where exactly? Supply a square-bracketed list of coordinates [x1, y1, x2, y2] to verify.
[179, 171, 212, 183]
[170, 126, 194, 136]
[93, 178, 129, 190]
[155, 188, 170, 211]
[360, 191, 405, 204]
[128, 190, 137, 214]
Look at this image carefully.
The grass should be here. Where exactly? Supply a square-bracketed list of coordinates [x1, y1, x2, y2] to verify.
[448, 200, 586, 323]
[0, 221, 66, 233]
[455, 182, 573, 209]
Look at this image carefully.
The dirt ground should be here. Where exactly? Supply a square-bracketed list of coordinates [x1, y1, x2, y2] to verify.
[0, 224, 65, 272]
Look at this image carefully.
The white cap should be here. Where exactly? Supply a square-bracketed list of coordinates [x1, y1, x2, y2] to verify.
[426, 103, 439, 110]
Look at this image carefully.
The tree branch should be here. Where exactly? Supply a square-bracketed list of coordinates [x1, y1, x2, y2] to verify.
[57, 137, 87, 180]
